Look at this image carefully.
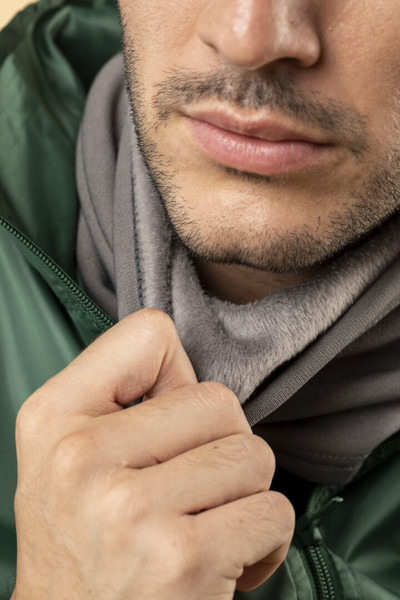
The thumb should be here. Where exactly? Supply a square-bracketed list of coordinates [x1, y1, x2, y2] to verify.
[44, 308, 197, 418]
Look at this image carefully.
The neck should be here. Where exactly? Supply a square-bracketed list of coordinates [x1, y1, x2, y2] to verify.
[194, 258, 321, 304]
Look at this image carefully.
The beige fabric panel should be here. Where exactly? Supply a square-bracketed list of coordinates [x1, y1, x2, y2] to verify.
[0, 0, 33, 29]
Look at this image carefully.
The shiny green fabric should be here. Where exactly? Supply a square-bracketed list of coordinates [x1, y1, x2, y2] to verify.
[0, 0, 121, 274]
[0, 1, 120, 596]
[0, 2, 399, 599]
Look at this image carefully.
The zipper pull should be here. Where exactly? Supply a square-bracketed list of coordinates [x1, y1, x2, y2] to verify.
[296, 496, 343, 546]
[297, 522, 323, 547]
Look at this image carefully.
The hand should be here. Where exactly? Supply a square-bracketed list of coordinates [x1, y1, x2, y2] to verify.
[12, 309, 294, 600]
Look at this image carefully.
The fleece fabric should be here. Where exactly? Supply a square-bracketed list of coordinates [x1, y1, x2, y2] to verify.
[76, 54, 400, 485]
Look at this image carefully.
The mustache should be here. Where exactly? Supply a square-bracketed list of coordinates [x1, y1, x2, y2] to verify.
[152, 68, 369, 156]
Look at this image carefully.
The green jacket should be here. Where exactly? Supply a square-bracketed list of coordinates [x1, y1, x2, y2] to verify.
[0, 1, 399, 598]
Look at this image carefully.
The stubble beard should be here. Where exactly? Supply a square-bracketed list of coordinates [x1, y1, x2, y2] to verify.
[121, 34, 400, 274]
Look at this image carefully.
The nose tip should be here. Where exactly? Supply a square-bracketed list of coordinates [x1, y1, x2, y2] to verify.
[197, 0, 321, 71]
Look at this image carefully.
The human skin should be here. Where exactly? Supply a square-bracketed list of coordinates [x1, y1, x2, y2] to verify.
[120, 0, 400, 303]
[11, 311, 294, 599]
[11, 2, 400, 598]
[0, 0, 30, 30]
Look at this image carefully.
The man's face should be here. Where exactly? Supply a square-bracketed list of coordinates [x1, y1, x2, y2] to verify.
[119, 0, 400, 273]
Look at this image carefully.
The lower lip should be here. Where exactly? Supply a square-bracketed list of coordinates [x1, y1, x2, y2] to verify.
[186, 117, 332, 176]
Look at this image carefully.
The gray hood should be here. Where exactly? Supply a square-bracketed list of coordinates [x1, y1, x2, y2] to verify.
[76, 55, 400, 486]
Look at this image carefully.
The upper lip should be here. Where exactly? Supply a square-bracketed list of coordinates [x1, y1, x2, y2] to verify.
[184, 106, 331, 145]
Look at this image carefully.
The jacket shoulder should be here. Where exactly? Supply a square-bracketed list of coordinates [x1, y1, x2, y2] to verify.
[0, 0, 121, 273]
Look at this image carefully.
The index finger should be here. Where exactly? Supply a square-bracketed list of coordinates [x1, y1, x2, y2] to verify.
[35, 308, 197, 418]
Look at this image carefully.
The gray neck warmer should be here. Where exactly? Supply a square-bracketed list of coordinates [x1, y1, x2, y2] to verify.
[76, 55, 400, 486]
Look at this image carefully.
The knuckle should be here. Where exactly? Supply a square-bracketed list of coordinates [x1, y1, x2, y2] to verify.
[195, 381, 246, 422]
[15, 374, 68, 444]
[97, 476, 147, 526]
[232, 433, 275, 471]
[232, 432, 260, 457]
[199, 381, 237, 405]
[51, 431, 94, 481]
[157, 529, 200, 587]
[100, 480, 133, 517]
[16, 390, 48, 440]
[253, 435, 276, 472]
[265, 491, 296, 539]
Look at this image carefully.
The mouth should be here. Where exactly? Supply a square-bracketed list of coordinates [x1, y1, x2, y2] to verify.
[183, 107, 334, 176]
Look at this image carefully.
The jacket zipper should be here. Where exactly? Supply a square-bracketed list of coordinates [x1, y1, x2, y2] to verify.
[0, 215, 115, 332]
[303, 544, 338, 600]
[296, 491, 344, 600]
[0, 214, 344, 600]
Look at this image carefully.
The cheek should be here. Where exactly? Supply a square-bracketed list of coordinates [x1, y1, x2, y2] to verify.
[323, 3, 400, 144]
[119, 1, 206, 111]
[119, 1, 203, 62]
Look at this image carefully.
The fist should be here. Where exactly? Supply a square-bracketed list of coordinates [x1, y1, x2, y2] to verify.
[12, 309, 294, 600]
